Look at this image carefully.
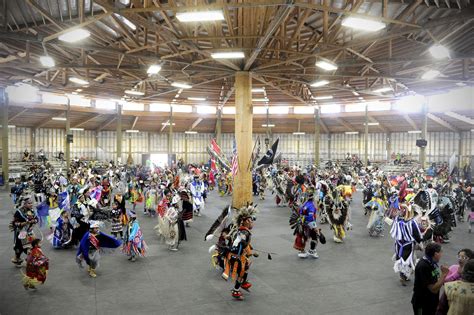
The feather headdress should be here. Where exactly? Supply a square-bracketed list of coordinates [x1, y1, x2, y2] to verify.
[233, 202, 258, 226]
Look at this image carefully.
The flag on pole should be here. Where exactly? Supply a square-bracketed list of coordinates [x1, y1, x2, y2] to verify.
[231, 138, 239, 176]
[210, 157, 217, 171]
[211, 138, 222, 156]
[257, 138, 279, 166]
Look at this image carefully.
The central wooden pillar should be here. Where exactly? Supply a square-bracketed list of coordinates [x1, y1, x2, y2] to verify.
[65, 99, 71, 169]
[1, 88, 9, 189]
[420, 103, 428, 169]
[232, 71, 253, 209]
[364, 103, 369, 166]
[314, 106, 320, 167]
[116, 103, 122, 163]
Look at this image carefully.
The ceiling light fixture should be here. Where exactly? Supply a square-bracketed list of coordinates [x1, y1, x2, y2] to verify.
[408, 130, 422, 134]
[125, 129, 139, 133]
[341, 17, 386, 32]
[176, 10, 225, 22]
[251, 88, 265, 93]
[185, 130, 198, 134]
[421, 69, 440, 80]
[40, 56, 55, 68]
[262, 124, 275, 127]
[293, 132, 305, 135]
[313, 95, 333, 100]
[374, 87, 392, 93]
[345, 131, 359, 135]
[147, 64, 161, 75]
[364, 122, 380, 126]
[211, 52, 245, 59]
[315, 60, 338, 71]
[310, 80, 330, 87]
[253, 98, 269, 102]
[171, 82, 192, 89]
[70, 128, 84, 131]
[161, 122, 176, 126]
[125, 90, 145, 96]
[0, 125, 16, 128]
[58, 28, 90, 42]
[52, 117, 67, 121]
[69, 77, 89, 85]
[187, 97, 206, 101]
[75, 89, 83, 92]
[429, 45, 450, 59]
[352, 91, 360, 96]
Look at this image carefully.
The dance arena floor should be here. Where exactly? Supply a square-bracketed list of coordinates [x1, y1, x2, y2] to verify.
[1, 190, 472, 315]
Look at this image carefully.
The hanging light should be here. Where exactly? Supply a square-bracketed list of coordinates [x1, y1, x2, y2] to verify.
[252, 88, 265, 93]
[147, 64, 161, 75]
[315, 60, 338, 71]
[429, 45, 450, 59]
[69, 77, 89, 85]
[40, 56, 55, 67]
[310, 80, 330, 87]
[211, 52, 245, 59]
[171, 82, 192, 89]
[373, 87, 392, 93]
[58, 28, 90, 43]
[185, 130, 198, 134]
[176, 10, 225, 22]
[125, 90, 145, 96]
[421, 69, 440, 80]
[312, 95, 333, 100]
[341, 17, 386, 32]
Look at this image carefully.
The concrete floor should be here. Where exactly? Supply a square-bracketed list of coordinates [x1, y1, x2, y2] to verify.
[0, 189, 472, 315]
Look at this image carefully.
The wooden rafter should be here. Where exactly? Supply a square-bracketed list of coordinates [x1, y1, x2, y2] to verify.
[444, 111, 474, 125]
[427, 113, 459, 132]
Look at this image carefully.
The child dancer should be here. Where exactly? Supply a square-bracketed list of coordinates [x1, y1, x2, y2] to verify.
[23, 239, 49, 290]
[123, 212, 147, 262]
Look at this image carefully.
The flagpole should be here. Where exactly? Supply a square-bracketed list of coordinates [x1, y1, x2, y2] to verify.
[247, 136, 259, 171]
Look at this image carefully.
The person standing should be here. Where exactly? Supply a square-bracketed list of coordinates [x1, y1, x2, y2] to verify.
[437, 259, 474, 315]
[411, 242, 449, 315]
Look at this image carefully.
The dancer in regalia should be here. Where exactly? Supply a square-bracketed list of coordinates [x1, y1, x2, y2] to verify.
[10, 197, 38, 267]
[52, 210, 73, 249]
[223, 204, 258, 300]
[391, 204, 423, 286]
[290, 188, 321, 257]
[22, 239, 49, 290]
[76, 221, 121, 278]
[123, 212, 147, 261]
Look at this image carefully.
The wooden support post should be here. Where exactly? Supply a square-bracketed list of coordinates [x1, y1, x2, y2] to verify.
[168, 106, 173, 156]
[65, 99, 71, 169]
[127, 135, 132, 165]
[364, 104, 369, 166]
[457, 132, 462, 170]
[232, 71, 253, 209]
[184, 133, 188, 164]
[216, 108, 222, 145]
[420, 103, 428, 169]
[386, 132, 392, 161]
[116, 103, 122, 164]
[314, 107, 320, 167]
[31, 128, 36, 155]
[1, 87, 9, 189]
[94, 131, 98, 160]
[328, 134, 331, 160]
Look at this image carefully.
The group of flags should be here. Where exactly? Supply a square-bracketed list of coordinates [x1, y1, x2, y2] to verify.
[207, 136, 280, 177]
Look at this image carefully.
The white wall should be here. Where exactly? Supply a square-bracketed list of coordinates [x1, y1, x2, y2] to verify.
[3, 127, 474, 165]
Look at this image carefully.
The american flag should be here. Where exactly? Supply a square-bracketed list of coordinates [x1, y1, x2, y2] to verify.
[231, 138, 239, 176]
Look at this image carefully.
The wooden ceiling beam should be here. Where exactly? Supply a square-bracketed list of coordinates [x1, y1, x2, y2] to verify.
[131, 116, 139, 130]
[72, 113, 100, 128]
[25, 0, 62, 30]
[444, 111, 474, 125]
[34, 110, 66, 129]
[96, 116, 116, 132]
[8, 108, 28, 122]
[190, 118, 203, 130]
[427, 113, 459, 132]
[244, 4, 293, 70]
[403, 114, 418, 130]
[253, 74, 308, 105]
